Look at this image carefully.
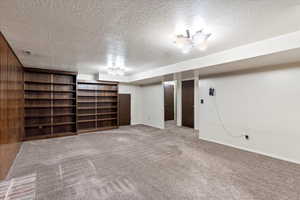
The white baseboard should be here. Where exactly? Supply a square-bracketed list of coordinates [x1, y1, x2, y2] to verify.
[199, 136, 300, 165]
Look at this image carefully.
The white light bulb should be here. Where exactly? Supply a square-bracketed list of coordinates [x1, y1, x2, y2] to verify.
[192, 31, 205, 45]
[198, 39, 208, 51]
[182, 49, 189, 54]
[182, 44, 191, 54]
[174, 36, 186, 49]
[118, 70, 125, 76]
[173, 26, 211, 53]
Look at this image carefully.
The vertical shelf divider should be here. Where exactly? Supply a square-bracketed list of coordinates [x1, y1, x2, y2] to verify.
[50, 73, 54, 136]
[94, 88, 97, 129]
[75, 74, 78, 133]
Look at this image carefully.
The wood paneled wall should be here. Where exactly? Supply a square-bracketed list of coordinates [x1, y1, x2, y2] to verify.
[0, 32, 24, 179]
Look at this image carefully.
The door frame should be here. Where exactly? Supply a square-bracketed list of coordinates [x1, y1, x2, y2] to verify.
[181, 79, 195, 128]
[163, 82, 175, 121]
[118, 93, 131, 126]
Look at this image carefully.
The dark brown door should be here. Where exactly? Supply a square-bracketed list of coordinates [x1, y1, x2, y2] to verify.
[119, 94, 131, 126]
[164, 84, 174, 121]
[182, 80, 194, 128]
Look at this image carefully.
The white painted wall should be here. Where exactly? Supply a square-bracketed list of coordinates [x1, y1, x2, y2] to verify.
[118, 83, 142, 125]
[78, 73, 97, 81]
[175, 74, 182, 126]
[141, 83, 165, 129]
[198, 66, 300, 164]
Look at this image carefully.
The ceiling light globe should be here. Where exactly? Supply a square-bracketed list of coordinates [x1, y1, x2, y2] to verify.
[182, 44, 192, 54]
[198, 40, 208, 51]
[174, 36, 186, 49]
[193, 32, 206, 45]
[173, 28, 211, 53]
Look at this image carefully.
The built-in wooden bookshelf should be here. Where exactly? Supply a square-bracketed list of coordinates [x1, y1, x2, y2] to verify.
[23, 69, 119, 139]
[23, 68, 77, 140]
[77, 80, 119, 133]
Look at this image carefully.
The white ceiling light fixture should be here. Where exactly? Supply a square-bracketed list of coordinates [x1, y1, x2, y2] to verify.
[107, 65, 126, 76]
[174, 29, 211, 54]
[106, 55, 129, 76]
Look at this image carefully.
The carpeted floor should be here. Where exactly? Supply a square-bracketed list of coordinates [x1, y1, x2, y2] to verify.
[1, 122, 300, 200]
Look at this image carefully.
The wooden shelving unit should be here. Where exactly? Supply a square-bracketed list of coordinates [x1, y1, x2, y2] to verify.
[77, 80, 119, 133]
[23, 68, 78, 140]
[24, 69, 119, 139]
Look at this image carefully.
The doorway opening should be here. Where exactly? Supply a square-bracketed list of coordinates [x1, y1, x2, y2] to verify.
[164, 81, 177, 128]
[119, 93, 131, 126]
[182, 79, 194, 128]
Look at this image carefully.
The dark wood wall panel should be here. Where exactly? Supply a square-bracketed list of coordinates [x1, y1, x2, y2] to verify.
[0, 32, 24, 180]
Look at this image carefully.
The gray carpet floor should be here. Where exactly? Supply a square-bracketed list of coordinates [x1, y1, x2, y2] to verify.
[1, 122, 300, 200]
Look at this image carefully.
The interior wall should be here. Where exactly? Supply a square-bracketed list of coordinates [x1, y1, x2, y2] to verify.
[141, 83, 165, 129]
[0, 32, 24, 179]
[118, 83, 142, 125]
[163, 81, 176, 121]
[198, 65, 300, 164]
[175, 77, 182, 126]
[120, 82, 165, 129]
[78, 73, 97, 81]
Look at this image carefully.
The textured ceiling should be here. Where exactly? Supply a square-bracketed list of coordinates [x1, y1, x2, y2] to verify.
[1, 0, 300, 75]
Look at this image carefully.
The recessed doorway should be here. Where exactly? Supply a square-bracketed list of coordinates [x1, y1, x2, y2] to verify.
[182, 80, 194, 128]
[164, 81, 177, 128]
[119, 93, 131, 126]
[164, 83, 174, 121]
